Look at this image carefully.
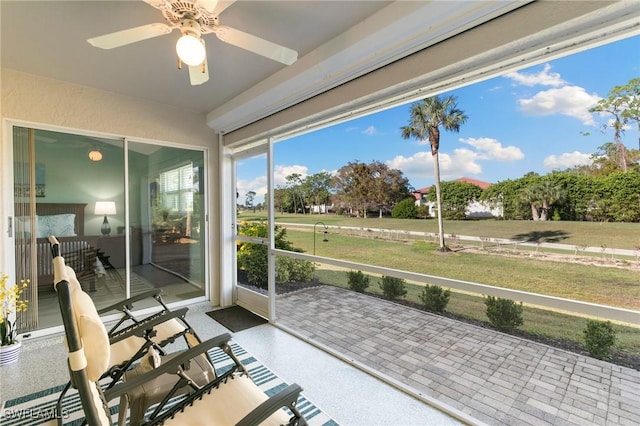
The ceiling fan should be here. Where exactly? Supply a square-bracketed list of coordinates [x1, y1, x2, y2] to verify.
[87, 0, 298, 85]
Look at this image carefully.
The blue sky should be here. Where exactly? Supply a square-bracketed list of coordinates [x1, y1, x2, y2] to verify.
[237, 35, 639, 202]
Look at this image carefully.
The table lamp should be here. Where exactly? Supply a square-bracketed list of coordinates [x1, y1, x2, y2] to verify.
[95, 201, 116, 236]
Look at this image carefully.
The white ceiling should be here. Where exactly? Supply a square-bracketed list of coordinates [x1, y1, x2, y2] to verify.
[1, 1, 386, 112]
[2, 0, 535, 134]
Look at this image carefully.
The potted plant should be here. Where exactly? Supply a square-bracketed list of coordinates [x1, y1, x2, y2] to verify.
[0, 273, 29, 365]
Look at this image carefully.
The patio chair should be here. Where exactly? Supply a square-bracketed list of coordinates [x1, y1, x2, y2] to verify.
[51, 236, 308, 425]
[49, 237, 204, 424]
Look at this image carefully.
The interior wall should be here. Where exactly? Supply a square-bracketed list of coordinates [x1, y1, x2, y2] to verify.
[0, 69, 220, 305]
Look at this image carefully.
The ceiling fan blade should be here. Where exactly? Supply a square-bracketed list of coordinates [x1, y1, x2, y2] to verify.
[189, 55, 209, 85]
[142, 0, 166, 9]
[214, 25, 298, 65]
[197, 0, 218, 13]
[203, 0, 237, 16]
[88, 23, 173, 49]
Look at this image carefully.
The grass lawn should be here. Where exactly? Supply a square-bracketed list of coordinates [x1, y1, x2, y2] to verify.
[284, 230, 640, 310]
[239, 212, 640, 358]
[240, 212, 640, 250]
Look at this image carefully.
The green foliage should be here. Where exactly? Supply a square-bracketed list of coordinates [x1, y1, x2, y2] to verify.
[379, 275, 407, 300]
[418, 284, 451, 313]
[427, 181, 483, 219]
[275, 256, 316, 284]
[391, 198, 418, 219]
[346, 270, 369, 293]
[584, 320, 616, 360]
[332, 161, 412, 218]
[237, 221, 300, 288]
[484, 296, 523, 332]
[481, 170, 640, 222]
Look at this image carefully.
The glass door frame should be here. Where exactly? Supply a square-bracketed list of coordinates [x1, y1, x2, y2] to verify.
[228, 139, 275, 321]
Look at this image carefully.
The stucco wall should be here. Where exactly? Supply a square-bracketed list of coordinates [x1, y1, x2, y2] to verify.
[1, 69, 219, 304]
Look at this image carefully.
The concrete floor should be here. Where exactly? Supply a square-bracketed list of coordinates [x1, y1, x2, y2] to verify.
[0, 301, 461, 426]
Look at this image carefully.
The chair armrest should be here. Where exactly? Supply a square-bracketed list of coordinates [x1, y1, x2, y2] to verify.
[104, 333, 231, 401]
[108, 307, 189, 345]
[97, 289, 163, 315]
[236, 383, 304, 426]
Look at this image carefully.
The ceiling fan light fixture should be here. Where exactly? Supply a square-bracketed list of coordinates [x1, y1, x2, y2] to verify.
[176, 33, 206, 66]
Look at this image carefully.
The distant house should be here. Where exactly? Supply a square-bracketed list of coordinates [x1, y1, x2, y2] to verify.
[413, 177, 503, 218]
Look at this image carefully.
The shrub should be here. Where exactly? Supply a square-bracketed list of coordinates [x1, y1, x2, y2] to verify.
[584, 320, 616, 360]
[379, 275, 407, 300]
[237, 221, 302, 288]
[347, 270, 369, 293]
[484, 296, 523, 332]
[275, 256, 316, 284]
[419, 285, 451, 313]
[391, 198, 418, 219]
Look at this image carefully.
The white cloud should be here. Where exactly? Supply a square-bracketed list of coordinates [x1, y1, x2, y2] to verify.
[237, 176, 267, 203]
[362, 125, 378, 135]
[518, 85, 601, 125]
[387, 149, 482, 182]
[273, 164, 308, 187]
[543, 151, 592, 170]
[505, 63, 565, 87]
[459, 137, 524, 161]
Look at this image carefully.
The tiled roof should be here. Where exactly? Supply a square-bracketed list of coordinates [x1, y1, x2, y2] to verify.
[413, 177, 492, 194]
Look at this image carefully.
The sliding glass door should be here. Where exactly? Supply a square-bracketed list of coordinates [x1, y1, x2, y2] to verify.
[13, 127, 126, 331]
[12, 125, 207, 334]
[128, 141, 206, 304]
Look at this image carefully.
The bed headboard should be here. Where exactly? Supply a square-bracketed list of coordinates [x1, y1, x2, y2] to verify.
[35, 203, 87, 235]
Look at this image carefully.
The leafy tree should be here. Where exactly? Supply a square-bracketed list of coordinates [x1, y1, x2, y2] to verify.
[481, 173, 539, 220]
[245, 190, 256, 211]
[285, 173, 306, 214]
[369, 161, 413, 217]
[391, 197, 418, 219]
[426, 181, 482, 219]
[332, 161, 411, 217]
[400, 95, 468, 251]
[589, 78, 640, 172]
[332, 161, 374, 217]
[304, 172, 333, 213]
[589, 171, 640, 222]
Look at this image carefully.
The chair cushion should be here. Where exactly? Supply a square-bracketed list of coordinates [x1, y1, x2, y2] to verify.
[165, 374, 290, 425]
[109, 318, 187, 368]
[69, 273, 110, 382]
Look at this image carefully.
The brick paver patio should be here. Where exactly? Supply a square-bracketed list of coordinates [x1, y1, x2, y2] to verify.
[276, 286, 640, 425]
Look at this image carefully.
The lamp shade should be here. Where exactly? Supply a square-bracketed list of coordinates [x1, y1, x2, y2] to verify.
[94, 201, 116, 216]
[176, 34, 206, 66]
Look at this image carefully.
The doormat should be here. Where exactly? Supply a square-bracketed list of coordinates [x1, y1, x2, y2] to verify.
[0, 342, 338, 426]
[206, 305, 268, 332]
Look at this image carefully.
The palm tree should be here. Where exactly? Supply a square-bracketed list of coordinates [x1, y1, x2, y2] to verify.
[400, 95, 467, 251]
[519, 181, 564, 221]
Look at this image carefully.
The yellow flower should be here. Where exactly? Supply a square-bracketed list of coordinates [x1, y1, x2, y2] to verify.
[0, 273, 29, 346]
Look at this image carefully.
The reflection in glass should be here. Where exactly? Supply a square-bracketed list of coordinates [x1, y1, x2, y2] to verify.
[128, 142, 206, 304]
